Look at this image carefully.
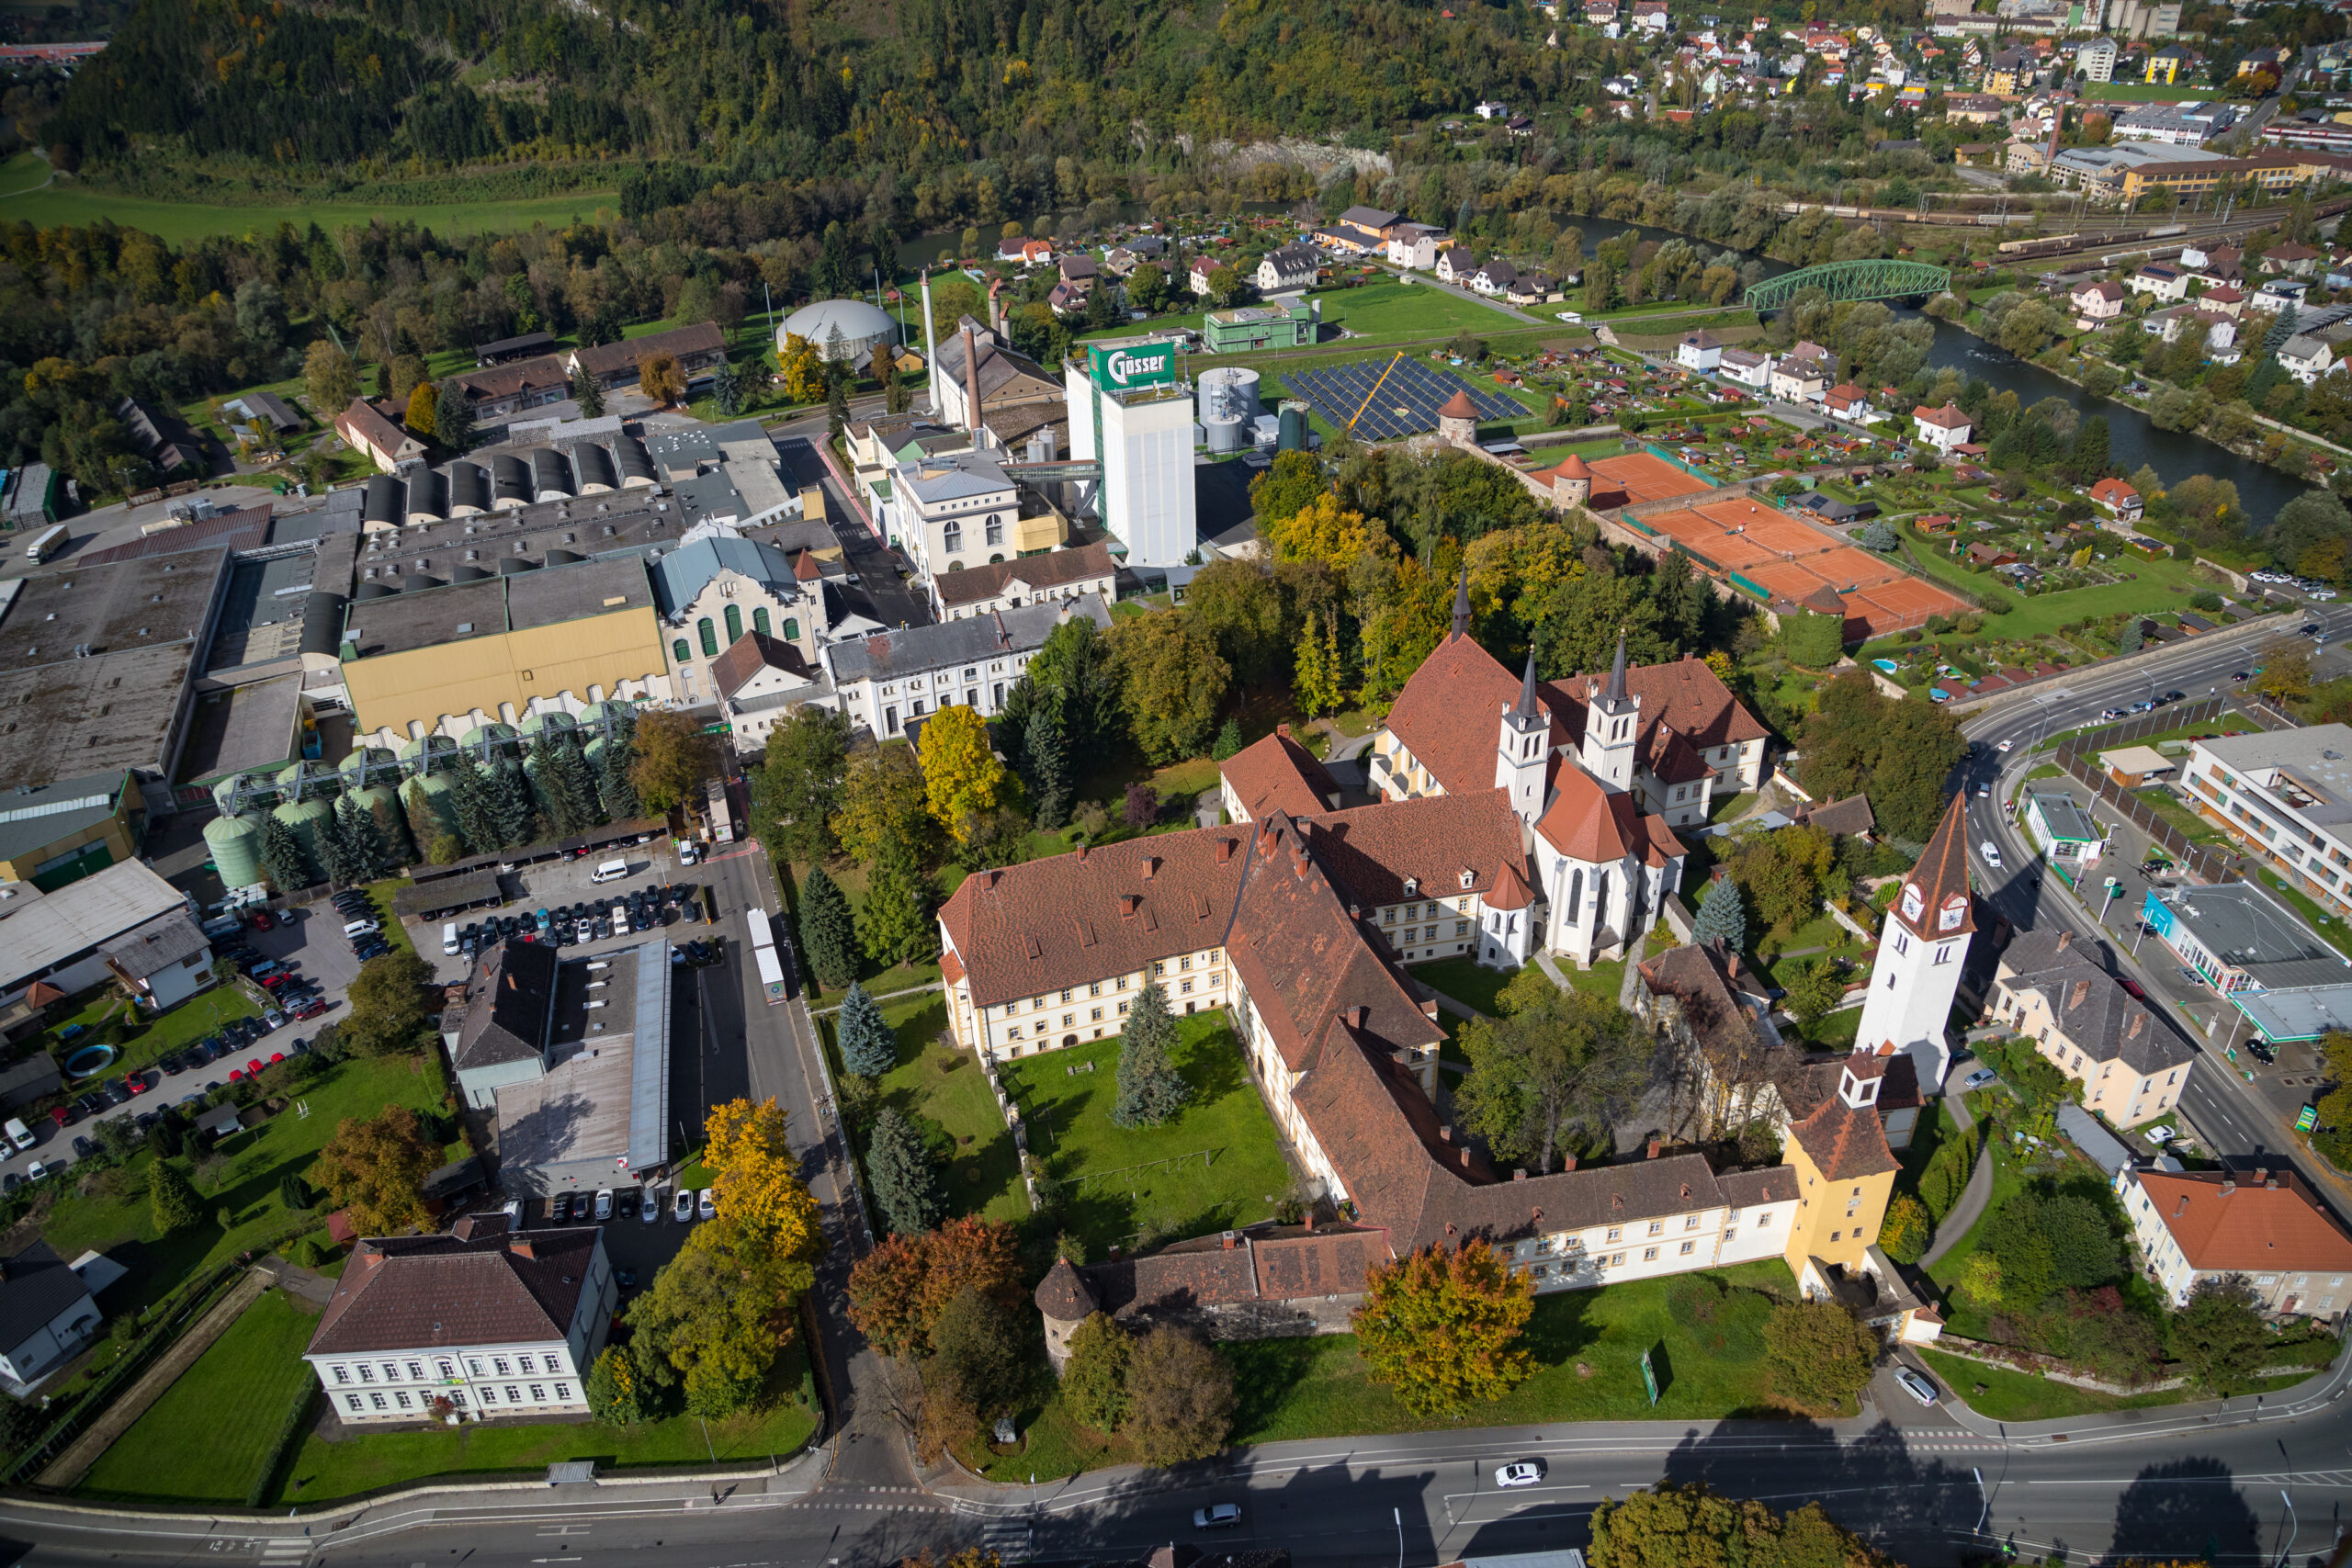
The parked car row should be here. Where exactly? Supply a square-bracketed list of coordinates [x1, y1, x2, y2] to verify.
[456, 885, 695, 958]
[2251, 570, 2340, 600]
[335, 888, 391, 962]
[531, 1182, 716, 1224]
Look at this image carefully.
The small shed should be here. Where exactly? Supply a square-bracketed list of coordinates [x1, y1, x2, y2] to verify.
[2056, 1101, 2133, 1177]
[2098, 745, 2176, 785]
[194, 1102, 242, 1139]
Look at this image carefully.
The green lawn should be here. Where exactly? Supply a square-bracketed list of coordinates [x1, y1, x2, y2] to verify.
[1413, 957, 1515, 1019]
[47, 982, 258, 1084]
[841, 992, 1030, 1227]
[0, 178, 619, 245]
[1891, 533, 2218, 644]
[1917, 1347, 2306, 1422]
[1005, 1015, 1291, 1258]
[78, 1288, 319, 1504]
[272, 1341, 817, 1504]
[35, 1052, 458, 1313]
[976, 1261, 1806, 1481]
[2128, 785, 2231, 848]
[2086, 80, 2223, 102]
[1082, 281, 1506, 357]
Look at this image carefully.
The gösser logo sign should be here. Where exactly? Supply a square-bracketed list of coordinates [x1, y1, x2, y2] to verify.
[1089, 342, 1175, 390]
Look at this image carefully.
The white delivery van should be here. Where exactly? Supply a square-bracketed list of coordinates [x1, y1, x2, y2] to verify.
[442, 921, 459, 955]
[4, 1118, 33, 1153]
[343, 918, 381, 939]
[592, 859, 629, 885]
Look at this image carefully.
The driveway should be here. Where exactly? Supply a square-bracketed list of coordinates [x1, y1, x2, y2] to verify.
[1917, 1083, 1993, 1269]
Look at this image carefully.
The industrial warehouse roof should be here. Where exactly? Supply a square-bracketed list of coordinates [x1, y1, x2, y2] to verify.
[173, 675, 306, 787]
[341, 556, 654, 658]
[0, 859, 189, 990]
[0, 770, 127, 864]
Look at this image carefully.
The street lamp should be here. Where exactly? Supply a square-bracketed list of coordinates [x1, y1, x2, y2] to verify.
[1973, 1468, 1991, 1536]
[2278, 1487, 2298, 1568]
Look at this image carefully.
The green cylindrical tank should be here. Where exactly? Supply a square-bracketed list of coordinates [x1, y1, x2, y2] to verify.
[412, 772, 459, 837]
[519, 710, 577, 742]
[273, 795, 335, 864]
[212, 773, 277, 817]
[356, 784, 413, 864]
[454, 720, 518, 762]
[582, 736, 608, 770]
[204, 814, 263, 889]
[397, 733, 455, 771]
[339, 747, 398, 790]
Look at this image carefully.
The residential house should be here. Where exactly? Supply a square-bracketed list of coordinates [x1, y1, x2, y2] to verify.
[2089, 477, 2143, 519]
[1330, 207, 1402, 253]
[1912, 402, 1973, 452]
[930, 539, 1121, 621]
[1471, 259, 1521, 298]
[1435, 249, 1484, 288]
[2069, 278, 2128, 328]
[0, 1241, 104, 1392]
[1677, 329, 1726, 371]
[1770, 353, 1830, 403]
[1505, 273, 1564, 307]
[2118, 1166, 2352, 1316]
[1188, 258, 1220, 297]
[1984, 47, 2034, 93]
[2007, 141, 2052, 176]
[1992, 927, 2195, 1133]
[1718, 346, 1771, 387]
[1823, 383, 1875, 421]
[2266, 243, 2324, 278]
[2144, 42, 2189, 81]
[709, 629, 828, 755]
[2199, 284, 2247, 318]
[301, 1213, 616, 1425]
[1257, 244, 1323, 295]
[443, 356, 571, 422]
[98, 911, 215, 1013]
[1385, 225, 1451, 270]
[1944, 90, 2008, 122]
[1586, 0, 1621, 20]
[998, 237, 1055, 265]
[2130, 262, 2191, 301]
[2281, 333, 2336, 385]
[566, 323, 727, 392]
[1634, 0, 1671, 31]
[334, 399, 427, 474]
[823, 596, 1113, 739]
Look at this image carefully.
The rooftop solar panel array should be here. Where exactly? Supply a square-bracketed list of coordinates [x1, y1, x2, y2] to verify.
[1286, 357, 1527, 440]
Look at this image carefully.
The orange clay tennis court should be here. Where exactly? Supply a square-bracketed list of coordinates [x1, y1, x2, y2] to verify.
[1636, 492, 1971, 637]
[1584, 451, 1714, 509]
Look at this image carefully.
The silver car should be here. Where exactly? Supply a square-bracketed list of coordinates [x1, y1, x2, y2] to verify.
[1895, 1367, 1939, 1405]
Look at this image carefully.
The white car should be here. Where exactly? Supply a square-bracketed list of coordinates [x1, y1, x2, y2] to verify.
[1962, 1067, 1997, 1090]
[640, 1188, 662, 1222]
[1193, 1504, 1241, 1530]
[1895, 1367, 1940, 1406]
[594, 1188, 614, 1221]
[1555, 310, 1584, 323]
[1495, 1461, 1545, 1488]
[1996, 739, 2013, 752]
[698, 1187, 717, 1220]
[673, 1186, 696, 1223]
[2145, 1124, 2177, 1144]
[1980, 841, 2002, 867]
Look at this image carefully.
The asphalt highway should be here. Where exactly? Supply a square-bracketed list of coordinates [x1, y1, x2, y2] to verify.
[18, 610, 2352, 1567]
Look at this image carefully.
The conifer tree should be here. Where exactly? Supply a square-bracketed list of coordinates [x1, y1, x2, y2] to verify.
[866, 1107, 947, 1237]
[254, 812, 311, 892]
[344, 793, 394, 878]
[571, 365, 605, 418]
[369, 791, 416, 866]
[799, 867, 861, 990]
[1112, 982, 1190, 1128]
[443, 748, 501, 856]
[858, 840, 935, 967]
[1690, 874, 1747, 952]
[487, 757, 537, 848]
[434, 381, 474, 452]
[529, 737, 587, 838]
[596, 735, 642, 820]
[548, 737, 604, 828]
[1023, 706, 1071, 832]
[837, 981, 897, 1077]
[314, 802, 360, 886]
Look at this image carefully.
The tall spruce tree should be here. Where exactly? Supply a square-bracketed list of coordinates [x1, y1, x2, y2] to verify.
[401, 778, 446, 861]
[1024, 706, 1071, 831]
[1112, 982, 1191, 1128]
[572, 364, 605, 418]
[529, 738, 587, 838]
[799, 867, 861, 990]
[314, 800, 360, 886]
[837, 981, 897, 1077]
[434, 380, 474, 452]
[1690, 874, 1747, 952]
[596, 737, 642, 820]
[368, 791, 416, 867]
[254, 812, 311, 892]
[487, 757, 538, 847]
[443, 748, 501, 856]
[548, 737, 604, 828]
[865, 1107, 947, 1237]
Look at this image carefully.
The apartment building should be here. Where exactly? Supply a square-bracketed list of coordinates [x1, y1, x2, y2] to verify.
[1990, 928, 2192, 1127]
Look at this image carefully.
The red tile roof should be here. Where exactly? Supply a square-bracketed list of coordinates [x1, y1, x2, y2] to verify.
[1221, 726, 1343, 821]
[1536, 767, 1640, 861]
[1913, 402, 1971, 430]
[307, 1223, 603, 1356]
[2137, 1170, 2352, 1273]
[1892, 792, 1975, 942]
[1786, 1086, 1899, 1183]
[1297, 791, 1531, 911]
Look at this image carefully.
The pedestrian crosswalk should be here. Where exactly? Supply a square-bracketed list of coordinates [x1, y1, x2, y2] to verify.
[255, 1540, 311, 1562]
[978, 1519, 1033, 1563]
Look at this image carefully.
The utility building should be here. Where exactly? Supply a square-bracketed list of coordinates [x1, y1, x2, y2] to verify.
[1064, 340, 1196, 568]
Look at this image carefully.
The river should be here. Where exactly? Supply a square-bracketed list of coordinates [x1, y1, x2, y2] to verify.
[1547, 215, 2315, 523]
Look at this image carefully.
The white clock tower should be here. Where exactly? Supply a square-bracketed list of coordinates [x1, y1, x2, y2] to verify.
[1855, 792, 1977, 1091]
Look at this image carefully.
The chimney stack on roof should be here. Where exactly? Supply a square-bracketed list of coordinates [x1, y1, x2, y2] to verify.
[1277, 722, 1291, 739]
[2057, 930, 2073, 951]
[1075, 842, 1089, 862]
[1216, 838, 1234, 864]
[1564, 1153, 1577, 1171]
[1142, 855, 1159, 880]
[1514, 1169, 1527, 1181]
[1646, 1135, 1662, 1159]
[1439, 1125, 1452, 1143]
[1460, 1148, 1472, 1169]
[2069, 979, 2090, 1010]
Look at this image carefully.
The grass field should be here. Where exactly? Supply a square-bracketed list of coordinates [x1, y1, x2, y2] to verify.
[272, 1340, 817, 1504]
[0, 166, 618, 244]
[1004, 1014, 1291, 1257]
[974, 1260, 1808, 1481]
[78, 1288, 319, 1503]
[1412, 957, 1516, 1019]
[43, 981, 258, 1085]
[1089, 282, 1515, 357]
[1871, 536, 2216, 647]
[1917, 1347, 2306, 1421]
[35, 1051, 458, 1313]
[844, 991, 1031, 1227]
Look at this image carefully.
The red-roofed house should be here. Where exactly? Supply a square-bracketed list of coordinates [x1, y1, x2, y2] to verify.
[1220, 724, 1343, 823]
[1912, 402, 1973, 453]
[2089, 476, 2143, 520]
[2119, 1167, 2352, 1316]
[335, 399, 425, 474]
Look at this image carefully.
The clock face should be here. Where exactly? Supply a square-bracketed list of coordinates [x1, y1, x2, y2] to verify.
[1901, 883, 1924, 922]
[1939, 895, 1967, 931]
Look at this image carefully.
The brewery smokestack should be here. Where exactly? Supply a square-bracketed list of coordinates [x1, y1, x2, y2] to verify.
[921, 268, 940, 417]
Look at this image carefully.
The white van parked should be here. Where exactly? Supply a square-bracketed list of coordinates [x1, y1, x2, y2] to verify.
[591, 859, 630, 885]
[343, 918, 381, 940]
[3, 1118, 32, 1153]
[442, 921, 459, 955]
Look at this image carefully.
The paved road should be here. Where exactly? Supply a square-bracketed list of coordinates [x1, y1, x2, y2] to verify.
[770, 424, 932, 631]
[1916, 1082, 1990, 1269]
[1958, 599, 2352, 1217]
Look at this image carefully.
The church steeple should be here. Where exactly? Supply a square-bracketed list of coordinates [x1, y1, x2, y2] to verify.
[1496, 648, 1549, 825]
[1451, 567, 1472, 641]
[1604, 627, 1629, 705]
[1579, 626, 1640, 794]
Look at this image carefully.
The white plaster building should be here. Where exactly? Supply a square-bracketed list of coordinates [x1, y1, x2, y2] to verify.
[822, 596, 1111, 739]
[1852, 793, 1975, 1090]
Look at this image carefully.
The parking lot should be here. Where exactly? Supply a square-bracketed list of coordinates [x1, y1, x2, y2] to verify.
[412, 843, 707, 987]
[0, 886, 390, 1190]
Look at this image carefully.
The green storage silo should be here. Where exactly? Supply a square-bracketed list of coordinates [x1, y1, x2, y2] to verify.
[204, 814, 264, 890]
[356, 784, 413, 865]
[411, 771, 460, 840]
[520, 710, 578, 743]
[273, 795, 336, 868]
[398, 734, 456, 776]
[340, 747, 398, 791]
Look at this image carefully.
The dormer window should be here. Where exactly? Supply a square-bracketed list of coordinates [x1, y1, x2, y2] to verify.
[1404, 876, 1419, 897]
[1459, 868, 1476, 889]
[1839, 1062, 1883, 1109]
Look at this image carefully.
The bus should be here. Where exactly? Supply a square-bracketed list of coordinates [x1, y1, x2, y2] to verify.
[748, 907, 786, 1006]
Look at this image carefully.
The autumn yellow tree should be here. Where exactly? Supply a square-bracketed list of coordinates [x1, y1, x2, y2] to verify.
[1261, 493, 1386, 570]
[702, 1097, 823, 1263]
[310, 1105, 442, 1235]
[1351, 1239, 1534, 1417]
[778, 333, 827, 404]
[917, 705, 1010, 842]
[404, 381, 437, 440]
[639, 351, 686, 407]
[831, 743, 935, 866]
